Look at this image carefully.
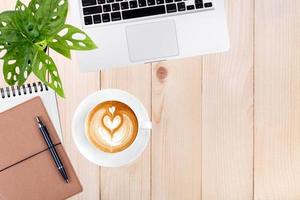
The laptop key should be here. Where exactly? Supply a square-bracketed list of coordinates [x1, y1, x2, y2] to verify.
[82, 0, 97, 7]
[129, 1, 138, 8]
[103, 4, 111, 12]
[98, 0, 106, 4]
[93, 15, 102, 23]
[166, 3, 176, 13]
[139, 0, 147, 7]
[84, 16, 93, 25]
[111, 12, 122, 21]
[195, 0, 202, 4]
[195, 3, 203, 9]
[165, 0, 173, 3]
[122, 5, 166, 19]
[121, 2, 129, 9]
[177, 2, 185, 11]
[112, 3, 120, 11]
[204, 2, 212, 7]
[107, 0, 114, 3]
[147, 0, 155, 6]
[102, 13, 110, 22]
[186, 5, 194, 10]
[83, 6, 102, 15]
[156, 0, 164, 4]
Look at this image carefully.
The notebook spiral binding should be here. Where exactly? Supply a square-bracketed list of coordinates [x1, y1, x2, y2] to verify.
[0, 82, 49, 99]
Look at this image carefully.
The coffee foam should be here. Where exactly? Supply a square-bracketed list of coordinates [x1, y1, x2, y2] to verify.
[85, 101, 138, 153]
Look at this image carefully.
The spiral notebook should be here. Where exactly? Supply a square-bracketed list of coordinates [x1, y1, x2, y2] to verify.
[0, 82, 62, 141]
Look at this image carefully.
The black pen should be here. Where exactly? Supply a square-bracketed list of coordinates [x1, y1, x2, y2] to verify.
[36, 116, 69, 183]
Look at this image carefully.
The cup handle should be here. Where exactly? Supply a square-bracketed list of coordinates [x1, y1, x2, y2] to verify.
[139, 121, 152, 130]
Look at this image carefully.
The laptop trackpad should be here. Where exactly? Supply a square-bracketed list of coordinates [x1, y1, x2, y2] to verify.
[126, 20, 179, 62]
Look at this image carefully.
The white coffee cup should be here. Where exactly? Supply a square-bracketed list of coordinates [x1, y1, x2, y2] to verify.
[72, 89, 151, 167]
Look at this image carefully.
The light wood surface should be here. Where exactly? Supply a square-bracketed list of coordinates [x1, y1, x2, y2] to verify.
[1, 0, 300, 199]
[254, 0, 300, 199]
[202, 0, 254, 199]
[152, 59, 202, 200]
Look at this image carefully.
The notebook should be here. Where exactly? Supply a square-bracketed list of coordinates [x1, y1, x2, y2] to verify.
[0, 96, 83, 200]
[0, 82, 62, 141]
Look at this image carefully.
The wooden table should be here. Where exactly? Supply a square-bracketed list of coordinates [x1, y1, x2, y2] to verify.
[1, 0, 300, 199]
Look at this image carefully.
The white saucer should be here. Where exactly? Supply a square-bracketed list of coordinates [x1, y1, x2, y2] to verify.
[72, 89, 151, 167]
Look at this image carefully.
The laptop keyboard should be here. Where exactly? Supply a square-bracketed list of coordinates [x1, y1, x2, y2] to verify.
[81, 0, 214, 25]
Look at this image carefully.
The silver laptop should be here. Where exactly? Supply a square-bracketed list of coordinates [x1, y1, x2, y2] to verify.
[71, 0, 229, 71]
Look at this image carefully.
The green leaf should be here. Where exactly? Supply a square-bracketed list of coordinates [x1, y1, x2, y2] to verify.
[48, 24, 97, 54]
[15, 0, 27, 11]
[47, 34, 71, 58]
[3, 42, 35, 86]
[28, 0, 68, 36]
[0, 11, 26, 57]
[14, 0, 40, 41]
[32, 49, 65, 97]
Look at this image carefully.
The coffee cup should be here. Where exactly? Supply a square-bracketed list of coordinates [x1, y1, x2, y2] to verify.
[72, 89, 151, 167]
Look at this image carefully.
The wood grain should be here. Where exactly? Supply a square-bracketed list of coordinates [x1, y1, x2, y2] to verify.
[254, 0, 300, 199]
[201, 0, 254, 199]
[100, 65, 151, 200]
[152, 58, 202, 200]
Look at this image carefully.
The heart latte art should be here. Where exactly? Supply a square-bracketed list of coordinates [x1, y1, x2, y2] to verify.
[85, 101, 139, 153]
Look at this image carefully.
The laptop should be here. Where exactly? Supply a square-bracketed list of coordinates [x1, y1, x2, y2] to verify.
[71, 0, 230, 71]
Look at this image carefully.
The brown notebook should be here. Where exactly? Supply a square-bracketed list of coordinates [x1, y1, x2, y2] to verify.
[0, 97, 82, 200]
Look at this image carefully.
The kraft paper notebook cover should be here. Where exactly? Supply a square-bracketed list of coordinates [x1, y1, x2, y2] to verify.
[0, 97, 82, 200]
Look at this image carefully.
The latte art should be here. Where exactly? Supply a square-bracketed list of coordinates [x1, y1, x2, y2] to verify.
[85, 101, 139, 153]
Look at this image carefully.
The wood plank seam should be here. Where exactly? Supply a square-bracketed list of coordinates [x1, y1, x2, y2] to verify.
[99, 70, 102, 200]
[253, 0, 256, 199]
[150, 64, 153, 200]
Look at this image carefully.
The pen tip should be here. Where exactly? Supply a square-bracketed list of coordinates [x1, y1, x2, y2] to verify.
[66, 179, 70, 183]
[36, 116, 41, 123]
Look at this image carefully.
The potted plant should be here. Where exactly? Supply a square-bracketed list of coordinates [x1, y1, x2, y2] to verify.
[0, 0, 97, 97]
